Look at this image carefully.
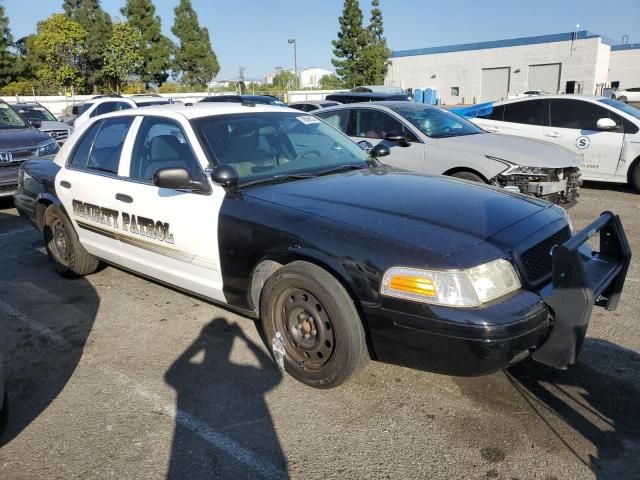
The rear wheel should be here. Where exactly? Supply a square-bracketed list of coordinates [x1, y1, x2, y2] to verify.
[630, 162, 640, 192]
[260, 261, 369, 389]
[43, 204, 99, 278]
[618, 96, 628, 103]
[450, 171, 485, 183]
[0, 386, 8, 437]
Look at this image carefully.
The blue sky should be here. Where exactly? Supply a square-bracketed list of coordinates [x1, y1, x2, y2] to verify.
[2, 0, 639, 80]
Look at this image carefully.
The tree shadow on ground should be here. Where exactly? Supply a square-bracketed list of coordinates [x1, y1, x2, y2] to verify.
[165, 317, 288, 480]
[453, 338, 640, 479]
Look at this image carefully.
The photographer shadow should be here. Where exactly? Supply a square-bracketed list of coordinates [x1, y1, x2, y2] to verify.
[165, 317, 287, 479]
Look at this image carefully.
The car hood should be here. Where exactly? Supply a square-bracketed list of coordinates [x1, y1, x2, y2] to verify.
[436, 133, 581, 168]
[0, 127, 52, 149]
[244, 169, 551, 258]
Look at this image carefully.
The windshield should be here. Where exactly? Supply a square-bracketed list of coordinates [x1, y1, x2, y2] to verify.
[390, 105, 484, 138]
[192, 112, 371, 185]
[15, 105, 57, 122]
[600, 98, 640, 120]
[0, 102, 28, 129]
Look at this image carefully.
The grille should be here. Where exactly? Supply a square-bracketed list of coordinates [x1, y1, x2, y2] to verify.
[519, 226, 572, 285]
[0, 184, 17, 194]
[47, 129, 69, 140]
[7, 148, 38, 160]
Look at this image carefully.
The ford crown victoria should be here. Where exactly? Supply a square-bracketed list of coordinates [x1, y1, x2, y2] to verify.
[14, 103, 631, 388]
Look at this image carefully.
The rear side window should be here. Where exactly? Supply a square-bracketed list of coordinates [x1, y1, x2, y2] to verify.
[550, 99, 622, 131]
[69, 117, 133, 174]
[315, 110, 350, 134]
[481, 104, 505, 121]
[93, 101, 132, 117]
[502, 99, 547, 126]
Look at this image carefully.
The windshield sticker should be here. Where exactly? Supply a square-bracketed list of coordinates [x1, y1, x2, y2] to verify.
[297, 115, 321, 125]
[576, 136, 591, 149]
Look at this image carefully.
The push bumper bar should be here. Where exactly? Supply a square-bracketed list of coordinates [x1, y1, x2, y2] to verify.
[532, 211, 631, 369]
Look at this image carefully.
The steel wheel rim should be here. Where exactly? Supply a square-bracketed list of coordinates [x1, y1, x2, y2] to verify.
[51, 218, 74, 266]
[274, 287, 336, 370]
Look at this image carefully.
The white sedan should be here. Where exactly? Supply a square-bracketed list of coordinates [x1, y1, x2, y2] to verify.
[614, 87, 640, 103]
[460, 95, 640, 190]
[73, 96, 173, 129]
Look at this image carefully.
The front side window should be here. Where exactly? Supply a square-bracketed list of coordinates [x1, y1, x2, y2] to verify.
[502, 99, 547, 126]
[192, 112, 370, 184]
[391, 105, 483, 138]
[130, 117, 203, 183]
[549, 100, 614, 131]
[0, 102, 27, 129]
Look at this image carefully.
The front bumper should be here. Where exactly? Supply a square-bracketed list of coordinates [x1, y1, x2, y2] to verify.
[366, 212, 631, 376]
[498, 168, 581, 204]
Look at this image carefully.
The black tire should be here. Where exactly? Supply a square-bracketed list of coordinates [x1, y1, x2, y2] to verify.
[631, 162, 640, 192]
[260, 261, 369, 389]
[450, 171, 485, 183]
[43, 204, 99, 278]
[618, 96, 628, 103]
[0, 386, 8, 438]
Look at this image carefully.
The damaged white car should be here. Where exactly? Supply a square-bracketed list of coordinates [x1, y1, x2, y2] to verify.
[314, 102, 582, 204]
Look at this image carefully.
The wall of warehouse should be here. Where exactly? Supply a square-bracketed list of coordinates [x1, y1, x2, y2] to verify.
[386, 37, 609, 105]
[609, 46, 640, 89]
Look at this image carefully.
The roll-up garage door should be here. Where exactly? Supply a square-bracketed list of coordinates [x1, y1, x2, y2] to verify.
[528, 63, 561, 94]
[481, 67, 511, 102]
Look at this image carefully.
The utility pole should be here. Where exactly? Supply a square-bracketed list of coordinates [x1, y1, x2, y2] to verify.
[288, 39, 298, 89]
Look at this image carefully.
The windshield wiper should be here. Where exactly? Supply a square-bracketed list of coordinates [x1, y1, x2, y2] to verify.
[315, 164, 368, 176]
[240, 173, 315, 188]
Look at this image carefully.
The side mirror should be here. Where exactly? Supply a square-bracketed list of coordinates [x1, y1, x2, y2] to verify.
[596, 117, 617, 131]
[153, 167, 210, 192]
[357, 140, 373, 151]
[384, 132, 410, 147]
[211, 164, 239, 190]
[370, 143, 390, 158]
[29, 119, 42, 129]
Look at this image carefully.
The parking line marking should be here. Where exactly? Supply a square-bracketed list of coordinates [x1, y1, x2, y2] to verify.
[0, 299, 287, 480]
[0, 228, 33, 238]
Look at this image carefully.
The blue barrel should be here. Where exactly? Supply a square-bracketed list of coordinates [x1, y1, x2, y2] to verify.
[413, 88, 424, 103]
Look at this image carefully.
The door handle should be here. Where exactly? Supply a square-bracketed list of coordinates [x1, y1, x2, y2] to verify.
[545, 131, 561, 138]
[60, 180, 71, 189]
[115, 193, 133, 203]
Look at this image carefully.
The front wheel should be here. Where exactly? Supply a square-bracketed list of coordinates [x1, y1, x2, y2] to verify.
[43, 204, 99, 278]
[450, 171, 485, 183]
[618, 96, 628, 103]
[260, 261, 369, 389]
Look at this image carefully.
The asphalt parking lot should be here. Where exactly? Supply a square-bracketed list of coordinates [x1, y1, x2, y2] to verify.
[0, 184, 638, 480]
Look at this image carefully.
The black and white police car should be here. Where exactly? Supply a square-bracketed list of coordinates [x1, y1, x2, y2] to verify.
[14, 102, 631, 389]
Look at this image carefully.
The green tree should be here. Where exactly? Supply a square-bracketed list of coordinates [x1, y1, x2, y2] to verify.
[360, 0, 390, 85]
[331, 0, 368, 87]
[171, 0, 219, 89]
[63, 0, 112, 92]
[102, 21, 143, 93]
[121, 0, 173, 88]
[272, 70, 297, 90]
[30, 14, 87, 93]
[319, 73, 342, 90]
[0, 3, 15, 87]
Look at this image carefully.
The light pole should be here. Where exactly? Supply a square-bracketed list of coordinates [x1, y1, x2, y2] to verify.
[288, 38, 298, 89]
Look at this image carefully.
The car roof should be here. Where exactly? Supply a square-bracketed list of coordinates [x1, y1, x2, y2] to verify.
[314, 101, 434, 113]
[494, 94, 607, 106]
[94, 102, 296, 121]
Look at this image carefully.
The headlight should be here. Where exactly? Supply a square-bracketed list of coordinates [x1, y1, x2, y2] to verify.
[502, 165, 554, 176]
[381, 259, 521, 307]
[36, 139, 59, 157]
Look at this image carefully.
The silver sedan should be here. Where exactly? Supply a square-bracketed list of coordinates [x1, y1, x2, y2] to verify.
[313, 102, 582, 204]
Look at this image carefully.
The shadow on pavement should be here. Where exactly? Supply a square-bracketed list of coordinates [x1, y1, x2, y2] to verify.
[581, 181, 636, 194]
[0, 223, 100, 448]
[165, 317, 287, 479]
[453, 338, 640, 479]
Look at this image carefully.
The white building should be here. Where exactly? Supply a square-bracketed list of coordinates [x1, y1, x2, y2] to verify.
[386, 31, 640, 105]
[298, 67, 333, 89]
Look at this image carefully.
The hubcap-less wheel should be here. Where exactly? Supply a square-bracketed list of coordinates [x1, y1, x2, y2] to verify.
[51, 217, 74, 266]
[274, 287, 335, 370]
